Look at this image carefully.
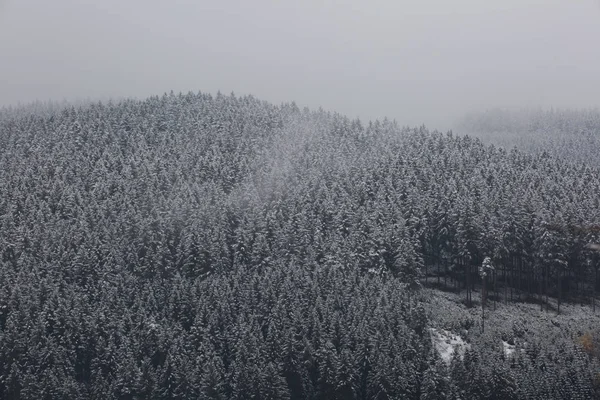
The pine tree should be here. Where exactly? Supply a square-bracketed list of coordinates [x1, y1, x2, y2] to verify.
[420, 351, 448, 400]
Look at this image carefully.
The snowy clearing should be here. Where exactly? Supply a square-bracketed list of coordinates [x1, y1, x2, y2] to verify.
[430, 328, 470, 363]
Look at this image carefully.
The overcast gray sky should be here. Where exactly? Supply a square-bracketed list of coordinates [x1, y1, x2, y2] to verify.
[1, 0, 599, 129]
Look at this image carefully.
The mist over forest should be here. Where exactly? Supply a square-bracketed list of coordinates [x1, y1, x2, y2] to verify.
[2, 0, 600, 129]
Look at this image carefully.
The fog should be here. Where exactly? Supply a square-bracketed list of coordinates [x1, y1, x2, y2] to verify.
[1, 0, 599, 130]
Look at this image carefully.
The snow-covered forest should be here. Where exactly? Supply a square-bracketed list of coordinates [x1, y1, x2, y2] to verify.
[1, 92, 599, 399]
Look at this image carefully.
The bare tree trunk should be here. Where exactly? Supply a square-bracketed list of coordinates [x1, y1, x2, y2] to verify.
[539, 269, 543, 312]
[482, 276, 485, 333]
[595, 267, 598, 313]
[494, 269, 497, 311]
[510, 265, 513, 302]
[557, 268, 561, 315]
[444, 258, 447, 288]
[437, 255, 440, 285]
[472, 257, 476, 292]
[545, 265, 549, 312]
[504, 264, 508, 304]
[576, 269, 580, 304]
[466, 259, 470, 306]
[465, 258, 468, 292]
[516, 256, 523, 301]
[468, 259, 472, 306]
[528, 268, 532, 298]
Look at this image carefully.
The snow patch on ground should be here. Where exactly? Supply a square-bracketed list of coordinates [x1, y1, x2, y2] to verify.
[502, 340, 515, 357]
[502, 340, 526, 357]
[430, 328, 470, 363]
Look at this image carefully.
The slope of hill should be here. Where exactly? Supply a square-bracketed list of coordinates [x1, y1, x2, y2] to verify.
[0, 92, 599, 399]
[425, 287, 600, 399]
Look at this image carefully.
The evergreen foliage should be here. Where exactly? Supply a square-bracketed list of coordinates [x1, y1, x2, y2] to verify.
[0, 93, 599, 398]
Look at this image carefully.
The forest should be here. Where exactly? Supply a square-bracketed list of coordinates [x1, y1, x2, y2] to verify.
[0, 92, 599, 399]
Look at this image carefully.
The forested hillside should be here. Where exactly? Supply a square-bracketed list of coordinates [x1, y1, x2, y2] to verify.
[1, 92, 599, 399]
[457, 108, 600, 167]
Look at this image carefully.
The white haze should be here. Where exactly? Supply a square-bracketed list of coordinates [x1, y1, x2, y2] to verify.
[1, 0, 599, 130]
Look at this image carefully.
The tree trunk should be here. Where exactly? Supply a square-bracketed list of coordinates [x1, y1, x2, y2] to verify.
[482, 276, 486, 333]
[482, 275, 486, 305]
[437, 256, 440, 285]
[544, 266, 548, 311]
[464, 257, 468, 290]
[468, 259, 472, 306]
[493, 269, 497, 311]
[510, 264, 513, 302]
[595, 267, 598, 313]
[472, 257, 476, 292]
[539, 269, 543, 312]
[545, 265, 549, 312]
[576, 269, 580, 304]
[466, 259, 470, 306]
[557, 268, 561, 315]
[516, 256, 523, 301]
[528, 267, 532, 298]
[504, 264, 508, 304]
[444, 259, 447, 288]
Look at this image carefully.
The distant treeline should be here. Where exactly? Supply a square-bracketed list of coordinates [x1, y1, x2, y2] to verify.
[458, 107, 600, 167]
[0, 92, 599, 398]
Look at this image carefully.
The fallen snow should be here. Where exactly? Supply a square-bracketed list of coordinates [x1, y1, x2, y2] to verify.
[502, 340, 526, 357]
[502, 340, 515, 357]
[430, 328, 470, 363]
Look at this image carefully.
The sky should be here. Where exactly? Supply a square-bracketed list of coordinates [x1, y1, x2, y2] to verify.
[1, 0, 599, 130]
